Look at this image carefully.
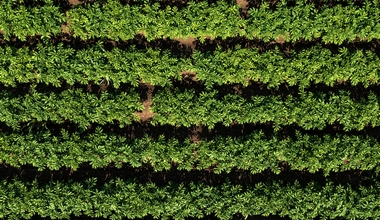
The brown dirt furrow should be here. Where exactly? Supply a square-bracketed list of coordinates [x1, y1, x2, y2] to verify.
[68, 0, 83, 5]
[134, 82, 155, 121]
[176, 36, 195, 49]
[236, 0, 248, 15]
[180, 70, 197, 82]
[275, 35, 286, 44]
[135, 100, 155, 121]
[61, 23, 70, 34]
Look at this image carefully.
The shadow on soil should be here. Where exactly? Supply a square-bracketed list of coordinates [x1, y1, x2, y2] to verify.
[0, 162, 376, 188]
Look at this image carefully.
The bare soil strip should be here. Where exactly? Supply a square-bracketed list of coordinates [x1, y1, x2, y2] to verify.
[68, 0, 83, 5]
[134, 83, 156, 121]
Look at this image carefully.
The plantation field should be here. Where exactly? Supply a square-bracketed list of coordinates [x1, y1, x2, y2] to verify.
[1, 0, 380, 219]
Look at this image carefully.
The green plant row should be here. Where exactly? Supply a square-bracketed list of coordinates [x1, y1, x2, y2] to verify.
[193, 45, 380, 89]
[2, 0, 380, 44]
[246, 0, 380, 44]
[151, 89, 380, 130]
[0, 43, 189, 88]
[2, 86, 378, 132]
[1, 43, 380, 89]
[0, 88, 143, 130]
[65, 0, 380, 43]
[2, 177, 380, 220]
[64, 0, 380, 43]
[1, 127, 379, 173]
[0, 1, 64, 41]
[66, 0, 244, 42]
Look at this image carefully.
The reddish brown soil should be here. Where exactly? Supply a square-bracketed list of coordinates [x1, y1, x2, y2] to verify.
[236, 0, 249, 15]
[136, 100, 154, 121]
[180, 70, 197, 82]
[68, 0, 83, 5]
[275, 35, 286, 44]
[134, 83, 155, 121]
[176, 36, 195, 49]
[189, 125, 203, 142]
[61, 24, 69, 34]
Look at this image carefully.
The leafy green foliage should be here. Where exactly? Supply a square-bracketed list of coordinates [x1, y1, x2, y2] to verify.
[2, 2, 380, 219]
[246, 0, 380, 43]
[67, 0, 380, 43]
[66, 0, 380, 43]
[66, 0, 244, 41]
[0, 43, 189, 88]
[193, 46, 380, 89]
[0, 1, 64, 40]
[2, 0, 379, 43]
[1, 128, 378, 174]
[2, 44, 379, 89]
[0, 89, 143, 130]
[151, 89, 380, 130]
[2, 178, 380, 219]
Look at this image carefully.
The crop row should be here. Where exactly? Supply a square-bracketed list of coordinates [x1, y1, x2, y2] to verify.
[1, 43, 379, 89]
[2, 0, 380, 44]
[0, 88, 379, 131]
[1, 127, 379, 173]
[0, 88, 143, 130]
[0, 43, 189, 87]
[194, 46, 379, 89]
[152, 89, 380, 130]
[0, 1, 64, 41]
[2, 178, 380, 219]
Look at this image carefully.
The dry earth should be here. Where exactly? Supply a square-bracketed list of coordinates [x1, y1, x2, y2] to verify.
[134, 83, 156, 121]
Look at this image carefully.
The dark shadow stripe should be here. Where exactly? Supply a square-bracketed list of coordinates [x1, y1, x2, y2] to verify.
[28, 213, 290, 220]
[1, 34, 380, 57]
[3, 80, 380, 102]
[0, 162, 375, 188]
[9, 0, 368, 11]
[1, 120, 380, 142]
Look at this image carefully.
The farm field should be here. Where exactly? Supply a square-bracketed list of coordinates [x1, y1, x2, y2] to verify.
[1, 0, 380, 219]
